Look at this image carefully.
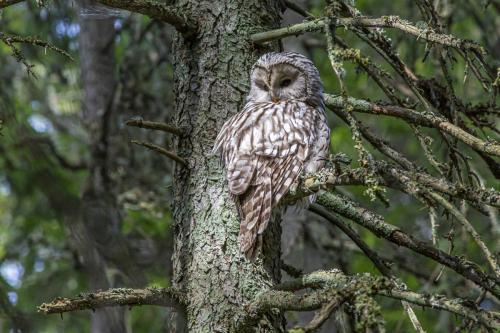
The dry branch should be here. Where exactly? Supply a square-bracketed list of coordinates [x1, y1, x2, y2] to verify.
[126, 118, 183, 136]
[251, 16, 484, 54]
[0, 33, 74, 60]
[95, 0, 196, 36]
[38, 287, 184, 314]
[131, 140, 187, 166]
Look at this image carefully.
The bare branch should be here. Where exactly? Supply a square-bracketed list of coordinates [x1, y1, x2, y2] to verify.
[126, 118, 183, 136]
[251, 16, 484, 54]
[283, 0, 312, 18]
[95, 0, 196, 36]
[131, 140, 187, 166]
[38, 287, 184, 314]
[0, 32, 74, 60]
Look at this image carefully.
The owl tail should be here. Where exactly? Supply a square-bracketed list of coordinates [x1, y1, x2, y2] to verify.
[238, 179, 272, 260]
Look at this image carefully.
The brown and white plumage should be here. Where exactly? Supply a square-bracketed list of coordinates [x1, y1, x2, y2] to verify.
[213, 52, 330, 258]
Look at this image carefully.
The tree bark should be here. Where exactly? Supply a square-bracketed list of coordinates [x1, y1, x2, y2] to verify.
[170, 1, 285, 331]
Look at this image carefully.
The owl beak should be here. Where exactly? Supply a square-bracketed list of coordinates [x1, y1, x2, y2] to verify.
[270, 93, 280, 103]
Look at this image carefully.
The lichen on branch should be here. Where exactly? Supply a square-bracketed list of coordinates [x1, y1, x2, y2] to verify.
[38, 287, 184, 315]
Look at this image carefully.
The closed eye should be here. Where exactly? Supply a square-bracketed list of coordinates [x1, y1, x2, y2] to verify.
[255, 81, 269, 91]
[280, 79, 292, 87]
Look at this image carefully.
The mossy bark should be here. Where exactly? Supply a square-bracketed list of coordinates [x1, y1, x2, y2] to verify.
[170, 1, 285, 331]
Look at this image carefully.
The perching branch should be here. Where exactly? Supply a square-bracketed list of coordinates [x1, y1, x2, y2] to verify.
[131, 140, 187, 166]
[126, 118, 183, 136]
[38, 287, 184, 314]
[324, 94, 500, 157]
[250, 16, 484, 54]
[95, 0, 196, 37]
[288, 161, 500, 209]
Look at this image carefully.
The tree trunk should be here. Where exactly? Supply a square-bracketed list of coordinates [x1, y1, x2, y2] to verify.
[78, 4, 128, 332]
[171, 1, 285, 331]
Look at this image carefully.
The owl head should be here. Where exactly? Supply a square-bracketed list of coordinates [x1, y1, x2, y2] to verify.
[246, 52, 324, 108]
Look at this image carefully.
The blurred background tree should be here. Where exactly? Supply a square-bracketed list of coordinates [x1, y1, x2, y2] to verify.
[0, 0, 498, 332]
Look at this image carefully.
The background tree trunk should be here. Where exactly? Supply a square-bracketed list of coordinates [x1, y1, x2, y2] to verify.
[77, 5, 128, 332]
[171, 1, 285, 331]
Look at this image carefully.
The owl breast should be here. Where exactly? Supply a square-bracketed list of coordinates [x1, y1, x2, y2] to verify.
[213, 99, 330, 258]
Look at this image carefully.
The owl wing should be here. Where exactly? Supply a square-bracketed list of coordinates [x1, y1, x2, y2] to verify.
[214, 101, 322, 258]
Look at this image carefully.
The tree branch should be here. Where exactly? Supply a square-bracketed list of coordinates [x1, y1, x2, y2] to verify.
[95, 0, 196, 37]
[428, 192, 500, 278]
[315, 192, 500, 298]
[126, 118, 183, 136]
[0, 0, 24, 9]
[38, 287, 184, 314]
[283, 0, 312, 18]
[131, 140, 187, 166]
[250, 16, 484, 54]
[241, 270, 500, 331]
[324, 94, 500, 157]
[237, 270, 391, 332]
[310, 203, 392, 276]
[287, 162, 500, 209]
[0, 32, 73, 60]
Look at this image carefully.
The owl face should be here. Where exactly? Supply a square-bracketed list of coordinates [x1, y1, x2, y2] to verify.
[246, 52, 324, 108]
[249, 64, 307, 103]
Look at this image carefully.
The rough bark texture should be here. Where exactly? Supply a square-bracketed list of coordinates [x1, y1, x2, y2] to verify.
[170, 1, 285, 331]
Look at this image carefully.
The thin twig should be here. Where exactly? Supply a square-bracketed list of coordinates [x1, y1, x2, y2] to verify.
[283, 0, 313, 18]
[126, 119, 183, 136]
[0, 33, 74, 60]
[429, 192, 500, 279]
[131, 140, 187, 166]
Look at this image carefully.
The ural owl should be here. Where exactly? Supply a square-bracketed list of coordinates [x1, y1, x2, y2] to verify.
[213, 52, 330, 258]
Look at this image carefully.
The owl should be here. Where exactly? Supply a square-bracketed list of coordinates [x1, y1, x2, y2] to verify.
[213, 52, 330, 258]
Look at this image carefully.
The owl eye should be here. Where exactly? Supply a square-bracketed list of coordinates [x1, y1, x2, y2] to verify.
[255, 81, 269, 91]
[280, 79, 292, 87]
